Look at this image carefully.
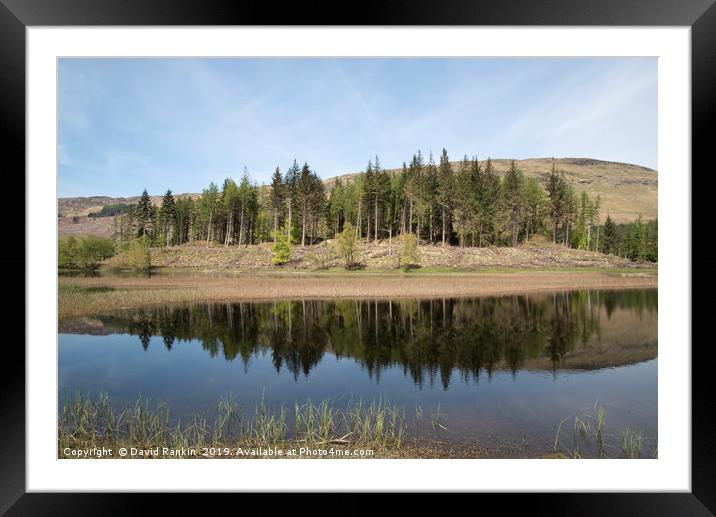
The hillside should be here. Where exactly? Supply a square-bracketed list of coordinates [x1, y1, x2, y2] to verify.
[58, 157, 657, 238]
[58, 193, 200, 218]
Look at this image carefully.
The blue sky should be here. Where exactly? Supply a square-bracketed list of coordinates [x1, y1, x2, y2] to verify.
[58, 58, 657, 198]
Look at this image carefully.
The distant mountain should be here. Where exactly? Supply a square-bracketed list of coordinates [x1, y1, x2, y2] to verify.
[58, 157, 657, 238]
[58, 193, 200, 218]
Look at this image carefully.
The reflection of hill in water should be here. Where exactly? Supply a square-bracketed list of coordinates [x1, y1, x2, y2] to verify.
[64, 290, 657, 388]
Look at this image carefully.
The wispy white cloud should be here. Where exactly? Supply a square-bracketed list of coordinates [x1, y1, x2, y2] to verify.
[58, 58, 657, 197]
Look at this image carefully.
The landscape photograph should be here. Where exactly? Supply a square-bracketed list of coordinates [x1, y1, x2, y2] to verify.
[57, 57, 658, 459]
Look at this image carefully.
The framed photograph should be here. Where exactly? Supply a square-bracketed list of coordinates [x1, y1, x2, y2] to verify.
[3, 0, 709, 512]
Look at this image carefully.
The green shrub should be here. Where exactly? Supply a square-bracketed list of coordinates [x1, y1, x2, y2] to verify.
[58, 235, 116, 270]
[58, 236, 79, 269]
[127, 237, 152, 270]
[398, 233, 420, 269]
[335, 222, 360, 268]
[271, 229, 291, 265]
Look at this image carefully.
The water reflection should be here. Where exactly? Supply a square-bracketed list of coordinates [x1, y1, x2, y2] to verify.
[91, 289, 657, 389]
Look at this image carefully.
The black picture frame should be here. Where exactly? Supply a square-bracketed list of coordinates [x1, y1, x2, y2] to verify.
[1, 0, 709, 513]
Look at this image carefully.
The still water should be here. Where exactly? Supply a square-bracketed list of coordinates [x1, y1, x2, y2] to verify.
[59, 289, 657, 456]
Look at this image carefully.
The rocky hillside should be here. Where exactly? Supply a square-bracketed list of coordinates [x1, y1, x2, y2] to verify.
[103, 238, 652, 271]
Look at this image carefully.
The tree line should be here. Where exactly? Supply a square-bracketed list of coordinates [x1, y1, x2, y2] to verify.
[110, 151, 657, 261]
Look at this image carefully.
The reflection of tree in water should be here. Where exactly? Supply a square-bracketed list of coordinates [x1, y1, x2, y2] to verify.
[602, 288, 657, 320]
[129, 309, 154, 351]
[158, 308, 177, 350]
[115, 289, 656, 385]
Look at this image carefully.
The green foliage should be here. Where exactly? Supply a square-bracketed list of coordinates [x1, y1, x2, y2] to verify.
[127, 237, 152, 270]
[135, 189, 154, 238]
[58, 236, 78, 268]
[88, 203, 133, 218]
[598, 215, 657, 262]
[114, 152, 652, 258]
[271, 228, 291, 265]
[58, 235, 116, 270]
[398, 232, 420, 269]
[335, 222, 360, 268]
[158, 190, 177, 246]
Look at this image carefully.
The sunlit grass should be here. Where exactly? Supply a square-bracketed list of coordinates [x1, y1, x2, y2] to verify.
[553, 402, 654, 459]
[59, 392, 414, 458]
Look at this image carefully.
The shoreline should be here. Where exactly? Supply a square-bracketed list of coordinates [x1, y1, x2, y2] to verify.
[58, 269, 657, 322]
[57, 393, 655, 460]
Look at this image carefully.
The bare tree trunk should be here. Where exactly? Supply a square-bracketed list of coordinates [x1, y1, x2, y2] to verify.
[565, 223, 570, 247]
[366, 211, 370, 243]
[287, 198, 292, 242]
[429, 207, 433, 245]
[224, 210, 232, 247]
[409, 199, 413, 234]
[273, 207, 278, 244]
[441, 209, 446, 247]
[595, 225, 600, 253]
[238, 203, 245, 247]
[206, 210, 212, 247]
[374, 197, 378, 244]
[301, 210, 306, 248]
[417, 213, 422, 245]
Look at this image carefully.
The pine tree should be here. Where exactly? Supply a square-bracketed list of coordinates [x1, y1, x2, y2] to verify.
[284, 160, 300, 243]
[373, 156, 390, 244]
[523, 177, 544, 243]
[503, 160, 525, 246]
[421, 152, 438, 244]
[453, 155, 474, 247]
[269, 167, 285, 243]
[136, 189, 153, 239]
[437, 148, 454, 247]
[159, 189, 177, 246]
[236, 170, 254, 246]
[573, 191, 592, 250]
[327, 179, 345, 237]
[602, 215, 617, 255]
[479, 158, 500, 246]
[405, 151, 424, 237]
[219, 179, 238, 246]
[362, 159, 375, 242]
[295, 163, 324, 248]
[591, 195, 601, 252]
[120, 151, 648, 260]
[200, 182, 219, 246]
[546, 159, 565, 244]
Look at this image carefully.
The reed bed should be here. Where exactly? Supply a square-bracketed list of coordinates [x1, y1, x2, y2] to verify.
[553, 402, 655, 459]
[59, 393, 410, 458]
